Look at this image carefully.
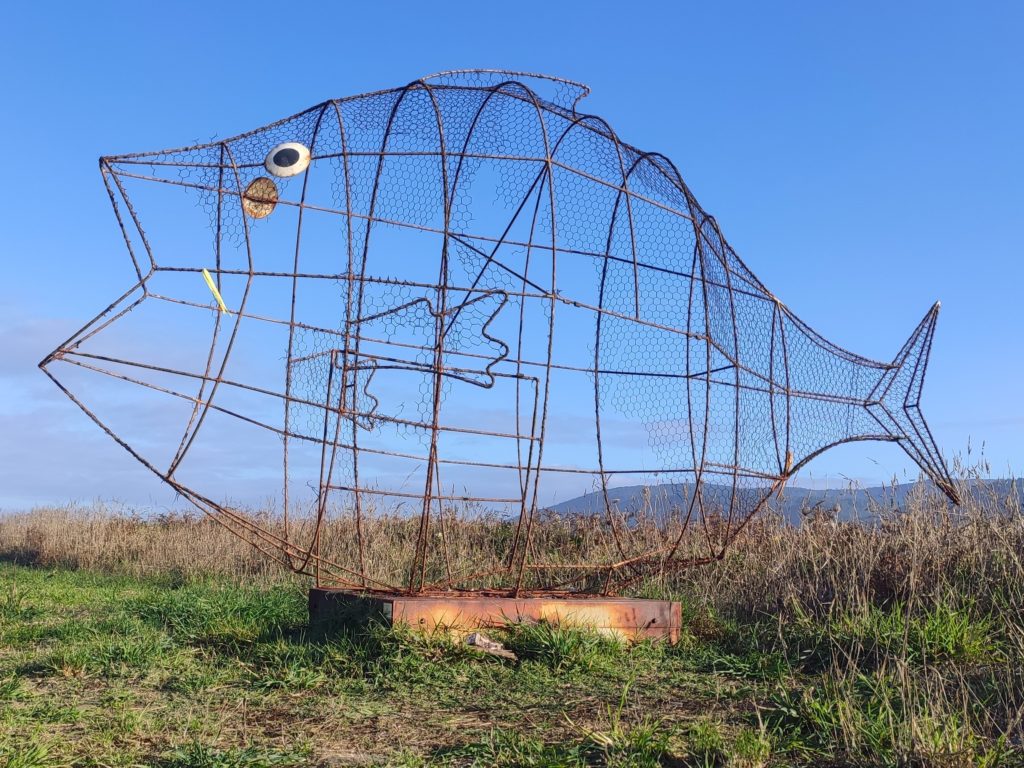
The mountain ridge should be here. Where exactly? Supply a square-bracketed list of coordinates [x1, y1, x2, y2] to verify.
[545, 479, 1022, 525]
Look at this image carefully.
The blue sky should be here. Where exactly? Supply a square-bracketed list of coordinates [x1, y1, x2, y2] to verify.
[1, 1, 1021, 510]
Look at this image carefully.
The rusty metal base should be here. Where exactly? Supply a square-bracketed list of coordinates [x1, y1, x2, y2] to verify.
[308, 588, 682, 643]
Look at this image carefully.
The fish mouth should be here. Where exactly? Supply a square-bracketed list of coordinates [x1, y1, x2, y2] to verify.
[38, 127, 339, 555]
[37, 144, 254, 490]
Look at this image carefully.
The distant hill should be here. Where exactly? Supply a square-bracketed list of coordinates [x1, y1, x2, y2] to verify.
[545, 479, 1023, 525]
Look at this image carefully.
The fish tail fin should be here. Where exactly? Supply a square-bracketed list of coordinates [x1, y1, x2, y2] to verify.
[866, 302, 960, 504]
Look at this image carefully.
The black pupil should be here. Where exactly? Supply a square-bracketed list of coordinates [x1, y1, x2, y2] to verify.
[273, 147, 301, 167]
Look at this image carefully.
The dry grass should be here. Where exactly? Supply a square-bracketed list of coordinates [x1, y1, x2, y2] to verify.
[1, 476, 1021, 607]
[0, 500, 743, 592]
[0, 502, 295, 584]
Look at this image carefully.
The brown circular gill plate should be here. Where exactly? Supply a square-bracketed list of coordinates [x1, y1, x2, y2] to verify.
[242, 176, 278, 219]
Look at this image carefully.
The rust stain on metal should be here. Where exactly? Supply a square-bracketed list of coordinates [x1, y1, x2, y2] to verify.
[310, 588, 682, 643]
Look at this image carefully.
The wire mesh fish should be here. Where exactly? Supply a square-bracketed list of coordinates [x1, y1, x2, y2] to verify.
[40, 70, 959, 595]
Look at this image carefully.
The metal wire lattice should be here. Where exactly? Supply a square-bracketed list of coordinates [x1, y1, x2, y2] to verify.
[41, 70, 959, 595]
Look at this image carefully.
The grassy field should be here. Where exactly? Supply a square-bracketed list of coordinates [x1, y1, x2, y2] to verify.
[1, 479, 1022, 766]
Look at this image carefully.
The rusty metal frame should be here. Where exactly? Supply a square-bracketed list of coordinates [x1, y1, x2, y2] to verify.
[40, 69, 959, 596]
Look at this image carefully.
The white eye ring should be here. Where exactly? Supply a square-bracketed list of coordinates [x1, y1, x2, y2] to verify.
[264, 142, 310, 177]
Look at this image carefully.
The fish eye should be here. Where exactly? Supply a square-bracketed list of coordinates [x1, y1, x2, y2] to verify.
[264, 142, 310, 177]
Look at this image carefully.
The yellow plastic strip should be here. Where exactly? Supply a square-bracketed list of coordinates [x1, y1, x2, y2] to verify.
[201, 268, 229, 314]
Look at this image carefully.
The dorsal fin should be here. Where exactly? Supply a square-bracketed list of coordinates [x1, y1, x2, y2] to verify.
[420, 69, 590, 112]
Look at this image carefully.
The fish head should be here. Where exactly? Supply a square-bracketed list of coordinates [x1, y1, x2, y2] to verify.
[38, 101, 370, 513]
[38, 82, 536, 523]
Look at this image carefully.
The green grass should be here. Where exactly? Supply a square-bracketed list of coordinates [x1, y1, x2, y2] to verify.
[786, 600, 1004, 671]
[500, 619, 630, 673]
[426, 720, 671, 768]
[0, 563, 1019, 767]
[157, 742, 312, 768]
[133, 582, 307, 649]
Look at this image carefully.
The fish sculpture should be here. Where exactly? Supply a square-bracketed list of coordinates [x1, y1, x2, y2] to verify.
[41, 70, 959, 594]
